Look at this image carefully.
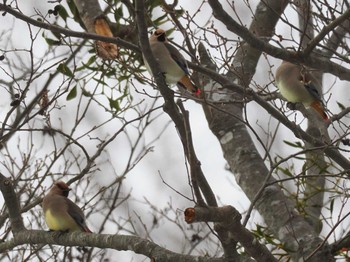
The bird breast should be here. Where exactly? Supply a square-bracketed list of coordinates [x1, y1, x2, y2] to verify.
[147, 42, 185, 84]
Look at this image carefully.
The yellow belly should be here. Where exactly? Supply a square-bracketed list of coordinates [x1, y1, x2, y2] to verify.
[45, 209, 80, 231]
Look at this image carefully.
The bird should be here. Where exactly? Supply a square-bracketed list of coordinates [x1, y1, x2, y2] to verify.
[275, 61, 328, 120]
[42, 181, 92, 233]
[144, 29, 200, 95]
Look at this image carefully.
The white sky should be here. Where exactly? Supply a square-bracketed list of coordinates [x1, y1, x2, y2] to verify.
[1, 0, 350, 261]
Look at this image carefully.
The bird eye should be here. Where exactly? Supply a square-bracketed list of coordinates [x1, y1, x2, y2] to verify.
[155, 29, 164, 36]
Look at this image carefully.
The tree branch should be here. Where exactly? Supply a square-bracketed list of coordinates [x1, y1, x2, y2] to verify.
[0, 174, 25, 234]
[189, 61, 350, 172]
[134, 0, 217, 207]
[297, 0, 327, 234]
[2, 230, 228, 262]
[185, 206, 277, 262]
[2, 3, 350, 81]
[177, 100, 217, 207]
[0, 4, 138, 52]
[302, 8, 350, 56]
[206, 0, 350, 81]
[202, 1, 335, 261]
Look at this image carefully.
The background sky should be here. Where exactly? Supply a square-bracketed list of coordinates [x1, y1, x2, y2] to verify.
[1, 1, 350, 261]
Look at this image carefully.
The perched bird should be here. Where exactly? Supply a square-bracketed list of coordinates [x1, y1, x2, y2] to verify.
[144, 29, 200, 95]
[275, 61, 328, 120]
[42, 181, 92, 233]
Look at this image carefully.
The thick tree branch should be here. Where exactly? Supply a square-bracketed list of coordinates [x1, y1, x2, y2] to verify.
[1, 230, 229, 262]
[0, 174, 25, 234]
[134, 0, 217, 207]
[177, 100, 218, 207]
[203, 1, 335, 261]
[185, 206, 277, 262]
[206, 0, 350, 81]
[73, 0, 119, 59]
[190, 61, 350, 172]
[1, 3, 350, 81]
[73, 0, 105, 33]
[297, 0, 327, 234]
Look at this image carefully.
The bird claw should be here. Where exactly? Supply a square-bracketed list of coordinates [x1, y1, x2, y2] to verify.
[156, 72, 167, 78]
[77, 246, 90, 253]
[286, 102, 297, 110]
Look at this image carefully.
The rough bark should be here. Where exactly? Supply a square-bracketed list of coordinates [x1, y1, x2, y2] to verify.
[205, 0, 334, 261]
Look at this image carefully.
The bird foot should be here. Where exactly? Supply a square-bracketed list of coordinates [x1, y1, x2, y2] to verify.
[286, 102, 298, 110]
[156, 72, 167, 78]
[77, 246, 89, 253]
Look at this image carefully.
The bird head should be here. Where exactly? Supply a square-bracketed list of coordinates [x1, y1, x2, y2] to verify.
[53, 181, 71, 197]
[151, 29, 167, 42]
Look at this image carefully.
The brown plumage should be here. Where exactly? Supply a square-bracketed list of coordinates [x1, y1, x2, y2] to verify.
[42, 181, 92, 233]
[143, 29, 200, 95]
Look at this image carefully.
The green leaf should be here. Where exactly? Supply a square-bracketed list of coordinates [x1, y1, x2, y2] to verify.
[44, 37, 56, 46]
[109, 98, 120, 111]
[66, 85, 77, 100]
[118, 75, 130, 82]
[115, 7, 123, 20]
[153, 14, 168, 26]
[55, 5, 69, 22]
[82, 88, 92, 97]
[337, 101, 346, 110]
[166, 28, 176, 37]
[92, 77, 108, 86]
[105, 68, 117, 77]
[277, 167, 294, 177]
[57, 63, 74, 78]
[85, 55, 97, 66]
[42, 32, 61, 46]
[329, 198, 335, 214]
[76, 56, 97, 71]
[283, 140, 303, 148]
[51, 31, 62, 40]
[174, 9, 185, 16]
[44, 37, 61, 46]
[67, 0, 85, 29]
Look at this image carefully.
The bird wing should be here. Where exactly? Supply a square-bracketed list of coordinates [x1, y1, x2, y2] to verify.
[302, 68, 324, 102]
[164, 42, 189, 75]
[304, 81, 323, 103]
[66, 198, 90, 232]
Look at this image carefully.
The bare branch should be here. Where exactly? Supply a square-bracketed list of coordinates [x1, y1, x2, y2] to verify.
[1, 230, 228, 262]
[206, 0, 350, 81]
[0, 4, 138, 52]
[185, 206, 277, 262]
[0, 174, 25, 233]
[303, 8, 350, 56]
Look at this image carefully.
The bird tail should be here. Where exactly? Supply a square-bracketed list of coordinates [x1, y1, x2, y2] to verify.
[178, 76, 201, 96]
[310, 101, 328, 120]
[83, 226, 92, 233]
